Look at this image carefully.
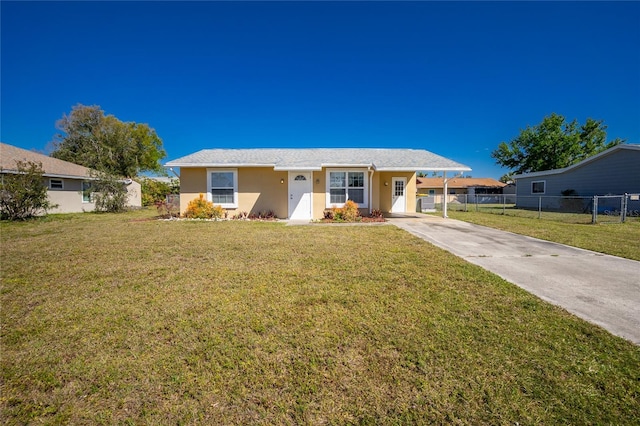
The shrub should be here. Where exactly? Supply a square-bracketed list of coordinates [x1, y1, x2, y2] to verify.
[0, 160, 55, 220]
[140, 177, 179, 206]
[184, 194, 225, 219]
[341, 200, 360, 222]
[324, 201, 361, 222]
[91, 171, 129, 213]
[370, 209, 384, 219]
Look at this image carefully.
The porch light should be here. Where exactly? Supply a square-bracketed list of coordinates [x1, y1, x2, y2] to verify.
[384, 181, 389, 186]
[280, 178, 285, 184]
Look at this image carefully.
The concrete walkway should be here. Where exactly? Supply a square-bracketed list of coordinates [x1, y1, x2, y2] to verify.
[388, 215, 640, 345]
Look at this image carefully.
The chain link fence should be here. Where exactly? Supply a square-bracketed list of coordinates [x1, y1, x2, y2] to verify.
[417, 194, 640, 224]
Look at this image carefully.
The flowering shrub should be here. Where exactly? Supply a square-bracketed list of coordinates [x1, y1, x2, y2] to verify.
[341, 200, 360, 222]
[184, 194, 225, 219]
[323, 201, 361, 222]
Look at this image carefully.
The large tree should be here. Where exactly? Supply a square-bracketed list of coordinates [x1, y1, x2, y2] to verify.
[51, 104, 166, 177]
[491, 113, 624, 175]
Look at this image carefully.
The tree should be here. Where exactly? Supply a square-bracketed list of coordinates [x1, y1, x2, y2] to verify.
[499, 172, 514, 184]
[51, 104, 166, 177]
[491, 113, 624, 175]
[90, 171, 130, 213]
[0, 161, 56, 220]
[140, 177, 179, 206]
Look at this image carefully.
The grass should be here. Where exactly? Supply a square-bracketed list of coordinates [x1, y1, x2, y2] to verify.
[442, 210, 640, 261]
[2, 209, 639, 424]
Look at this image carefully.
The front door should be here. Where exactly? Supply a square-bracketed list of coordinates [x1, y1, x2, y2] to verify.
[288, 172, 312, 220]
[391, 177, 406, 213]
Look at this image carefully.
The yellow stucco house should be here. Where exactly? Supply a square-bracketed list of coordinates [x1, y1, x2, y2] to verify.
[166, 148, 470, 220]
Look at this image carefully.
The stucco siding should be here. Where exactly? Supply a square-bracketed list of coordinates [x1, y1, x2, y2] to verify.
[312, 171, 326, 219]
[178, 167, 418, 218]
[238, 168, 287, 218]
[178, 168, 208, 213]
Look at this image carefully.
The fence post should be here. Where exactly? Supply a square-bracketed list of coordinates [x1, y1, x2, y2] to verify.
[502, 194, 506, 215]
[592, 196, 598, 224]
[621, 194, 628, 223]
[464, 194, 468, 212]
[538, 197, 542, 219]
[475, 194, 479, 212]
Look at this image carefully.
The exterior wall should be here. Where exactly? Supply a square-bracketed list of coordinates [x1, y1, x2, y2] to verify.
[515, 149, 640, 209]
[238, 168, 287, 218]
[43, 177, 94, 213]
[312, 170, 326, 219]
[179, 168, 208, 213]
[376, 171, 416, 214]
[179, 167, 418, 219]
[125, 180, 142, 209]
[46, 177, 141, 214]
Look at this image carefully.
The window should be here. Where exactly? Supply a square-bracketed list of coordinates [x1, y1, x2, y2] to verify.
[207, 169, 237, 208]
[532, 181, 545, 194]
[428, 189, 436, 196]
[49, 179, 63, 190]
[82, 181, 92, 203]
[327, 170, 367, 206]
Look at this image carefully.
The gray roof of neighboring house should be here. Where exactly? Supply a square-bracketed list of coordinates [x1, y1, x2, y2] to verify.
[513, 144, 640, 179]
[0, 142, 92, 179]
[166, 148, 471, 172]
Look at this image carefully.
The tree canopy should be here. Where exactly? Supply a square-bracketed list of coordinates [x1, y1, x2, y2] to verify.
[491, 113, 624, 175]
[51, 104, 166, 177]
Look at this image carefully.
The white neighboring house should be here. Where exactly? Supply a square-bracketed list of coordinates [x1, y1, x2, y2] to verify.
[0, 142, 141, 213]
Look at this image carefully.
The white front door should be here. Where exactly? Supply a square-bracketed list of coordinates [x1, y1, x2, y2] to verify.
[391, 177, 406, 213]
[288, 172, 312, 220]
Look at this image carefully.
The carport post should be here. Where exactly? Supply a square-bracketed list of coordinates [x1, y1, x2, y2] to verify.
[442, 171, 448, 218]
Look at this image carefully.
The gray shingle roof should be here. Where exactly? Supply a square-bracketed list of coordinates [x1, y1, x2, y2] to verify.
[166, 148, 470, 172]
[0, 142, 92, 178]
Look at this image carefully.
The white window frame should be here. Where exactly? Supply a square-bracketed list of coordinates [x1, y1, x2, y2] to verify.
[82, 181, 93, 203]
[325, 168, 368, 208]
[531, 180, 546, 194]
[207, 168, 238, 208]
[49, 178, 63, 190]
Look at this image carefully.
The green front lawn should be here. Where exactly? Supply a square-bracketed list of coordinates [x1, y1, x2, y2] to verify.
[1, 210, 638, 424]
[443, 210, 640, 261]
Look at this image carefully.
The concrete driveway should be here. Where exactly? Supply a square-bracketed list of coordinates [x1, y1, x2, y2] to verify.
[389, 215, 640, 345]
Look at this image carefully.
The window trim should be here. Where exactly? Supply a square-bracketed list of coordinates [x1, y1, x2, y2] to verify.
[325, 168, 368, 208]
[49, 178, 63, 190]
[531, 180, 546, 194]
[206, 168, 238, 208]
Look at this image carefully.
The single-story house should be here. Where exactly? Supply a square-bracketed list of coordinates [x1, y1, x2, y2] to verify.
[513, 143, 640, 209]
[0, 142, 141, 214]
[417, 177, 506, 197]
[165, 148, 471, 220]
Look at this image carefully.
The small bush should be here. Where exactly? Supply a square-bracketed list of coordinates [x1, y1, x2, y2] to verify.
[184, 194, 225, 219]
[370, 209, 384, 219]
[341, 200, 360, 222]
[324, 201, 360, 222]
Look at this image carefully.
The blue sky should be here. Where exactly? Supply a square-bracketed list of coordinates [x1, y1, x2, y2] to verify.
[2, 1, 639, 179]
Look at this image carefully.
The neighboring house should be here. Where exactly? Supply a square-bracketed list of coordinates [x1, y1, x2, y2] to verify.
[417, 177, 506, 198]
[165, 148, 470, 220]
[513, 144, 640, 209]
[0, 142, 141, 213]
